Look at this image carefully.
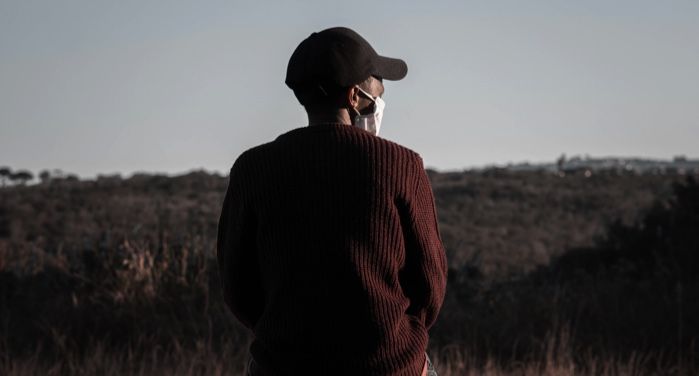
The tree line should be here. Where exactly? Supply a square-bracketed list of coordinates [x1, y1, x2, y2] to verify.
[0, 166, 81, 187]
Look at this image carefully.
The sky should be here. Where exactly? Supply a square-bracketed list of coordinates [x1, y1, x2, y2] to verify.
[1, 0, 698, 180]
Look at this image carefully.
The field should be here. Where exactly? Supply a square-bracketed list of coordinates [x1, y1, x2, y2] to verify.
[0, 168, 697, 375]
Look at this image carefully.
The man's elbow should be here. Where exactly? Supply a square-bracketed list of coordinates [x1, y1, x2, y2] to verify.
[223, 292, 256, 330]
[425, 268, 448, 330]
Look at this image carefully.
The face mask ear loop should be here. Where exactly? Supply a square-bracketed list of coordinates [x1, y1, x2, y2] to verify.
[356, 86, 377, 103]
[353, 86, 378, 116]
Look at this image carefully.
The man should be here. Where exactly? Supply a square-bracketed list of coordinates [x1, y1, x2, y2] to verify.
[217, 26, 446, 376]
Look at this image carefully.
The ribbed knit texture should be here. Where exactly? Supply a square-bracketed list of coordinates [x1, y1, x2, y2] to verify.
[217, 122, 448, 376]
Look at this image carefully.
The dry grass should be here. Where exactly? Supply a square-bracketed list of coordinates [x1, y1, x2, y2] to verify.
[2, 332, 694, 375]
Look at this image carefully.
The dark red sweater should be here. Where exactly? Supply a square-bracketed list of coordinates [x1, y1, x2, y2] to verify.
[217, 122, 448, 376]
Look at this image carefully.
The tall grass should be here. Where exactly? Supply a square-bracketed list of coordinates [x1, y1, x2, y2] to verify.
[2, 331, 694, 375]
[1, 233, 696, 375]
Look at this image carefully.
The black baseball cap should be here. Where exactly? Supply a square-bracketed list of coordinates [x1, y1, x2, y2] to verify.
[285, 26, 408, 90]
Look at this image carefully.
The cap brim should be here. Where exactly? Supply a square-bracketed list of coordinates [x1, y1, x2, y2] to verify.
[375, 55, 408, 81]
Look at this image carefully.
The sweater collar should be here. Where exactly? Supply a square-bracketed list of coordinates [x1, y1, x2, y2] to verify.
[277, 122, 369, 139]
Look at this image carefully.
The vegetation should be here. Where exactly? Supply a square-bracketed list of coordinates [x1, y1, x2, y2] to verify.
[0, 167, 696, 375]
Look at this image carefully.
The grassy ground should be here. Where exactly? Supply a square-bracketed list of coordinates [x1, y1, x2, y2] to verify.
[2, 335, 694, 375]
[1, 170, 697, 375]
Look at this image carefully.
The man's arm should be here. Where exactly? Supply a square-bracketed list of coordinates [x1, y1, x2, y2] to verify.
[216, 155, 264, 330]
[398, 156, 448, 331]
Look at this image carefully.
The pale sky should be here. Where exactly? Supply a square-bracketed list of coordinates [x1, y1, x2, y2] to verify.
[1, 0, 697, 180]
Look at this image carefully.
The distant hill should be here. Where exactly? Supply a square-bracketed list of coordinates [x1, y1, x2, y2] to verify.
[501, 154, 699, 175]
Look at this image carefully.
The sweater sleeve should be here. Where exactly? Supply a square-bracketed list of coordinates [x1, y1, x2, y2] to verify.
[398, 156, 448, 331]
[216, 155, 265, 331]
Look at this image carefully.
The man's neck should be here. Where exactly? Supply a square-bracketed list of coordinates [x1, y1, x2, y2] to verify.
[307, 108, 353, 126]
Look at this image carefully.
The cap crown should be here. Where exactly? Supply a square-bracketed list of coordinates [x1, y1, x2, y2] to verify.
[285, 27, 404, 90]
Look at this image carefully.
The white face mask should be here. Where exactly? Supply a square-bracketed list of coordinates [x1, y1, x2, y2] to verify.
[351, 86, 385, 136]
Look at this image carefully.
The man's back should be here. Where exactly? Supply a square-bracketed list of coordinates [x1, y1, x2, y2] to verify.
[217, 123, 447, 375]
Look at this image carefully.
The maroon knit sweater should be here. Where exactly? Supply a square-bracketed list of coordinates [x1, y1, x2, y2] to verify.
[217, 122, 448, 376]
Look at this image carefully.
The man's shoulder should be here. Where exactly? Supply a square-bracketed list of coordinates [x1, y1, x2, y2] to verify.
[229, 143, 271, 173]
[239, 143, 271, 159]
[368, 137, 425, 174]
[375, 137, 422, 163]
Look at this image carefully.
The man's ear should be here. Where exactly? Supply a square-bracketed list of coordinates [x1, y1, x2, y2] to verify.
[345, 86, 359, 108]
